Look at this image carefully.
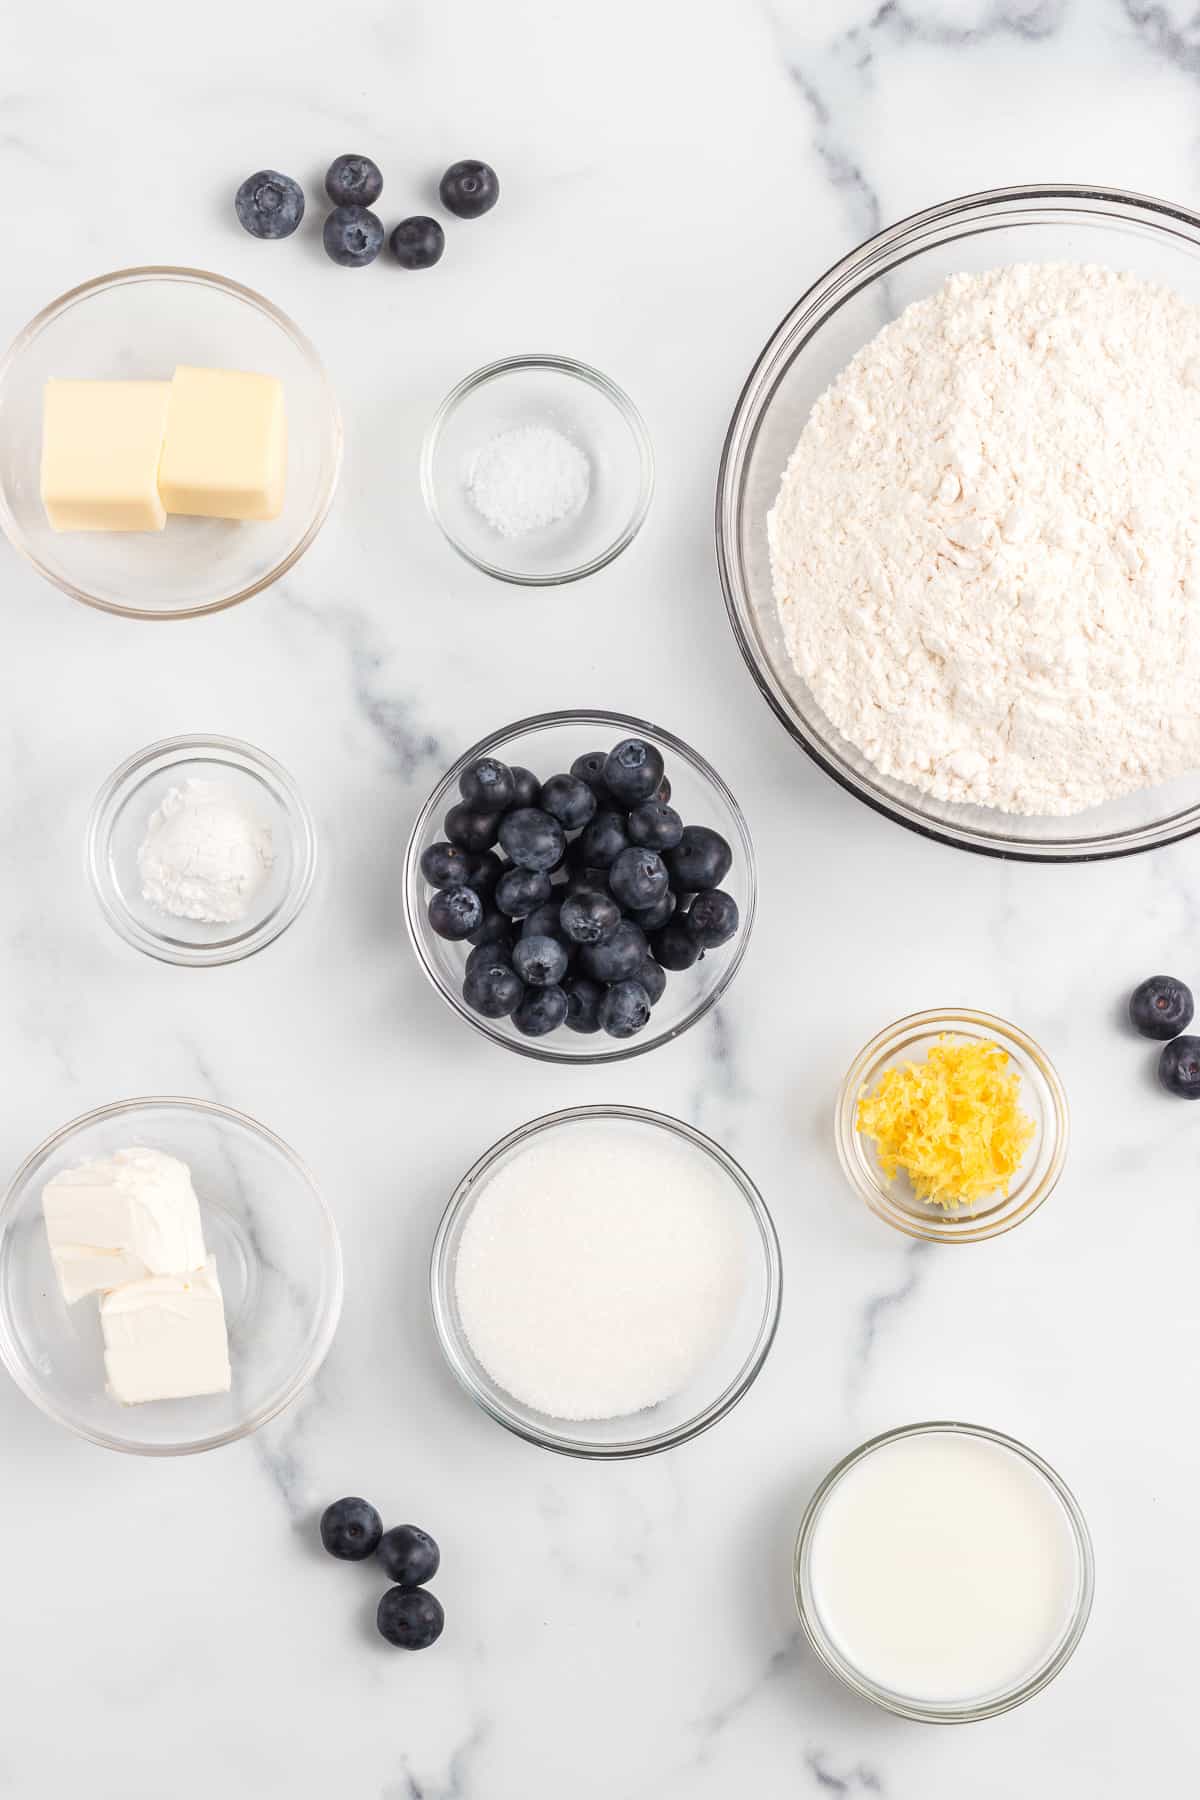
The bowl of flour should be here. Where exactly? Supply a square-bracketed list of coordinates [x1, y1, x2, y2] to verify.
[718, 184, 1200, 859]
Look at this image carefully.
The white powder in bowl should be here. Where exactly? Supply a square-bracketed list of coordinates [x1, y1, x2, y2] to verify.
[467, 423, 590, 537]
[138, 779, 274, 925]
[454, 1119, 747, 1421]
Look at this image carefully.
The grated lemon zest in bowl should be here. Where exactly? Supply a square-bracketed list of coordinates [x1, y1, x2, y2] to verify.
[855, 1036, 1036, 1210]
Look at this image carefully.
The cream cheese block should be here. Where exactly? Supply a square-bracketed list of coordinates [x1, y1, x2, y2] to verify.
[41, 1146, 207, 1304]
[40, 378, 171, 532]
[158, 365, 286, 520]
[100, 1256, 232, 1405]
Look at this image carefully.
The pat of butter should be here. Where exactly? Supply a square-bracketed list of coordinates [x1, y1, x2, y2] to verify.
[159, 365, 286, 521]
[100, 1256, 232, 1405]
[40, 379, 171, 532]
[42, 1147, 208, 1305]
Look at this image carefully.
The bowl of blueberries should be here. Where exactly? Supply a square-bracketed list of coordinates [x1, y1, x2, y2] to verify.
[404, 710, 756, 1061]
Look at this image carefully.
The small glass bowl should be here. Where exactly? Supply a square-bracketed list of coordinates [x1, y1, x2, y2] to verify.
[0, 266, 342, 619]
[421, 354, 653, 584]
[87, 734, 317, 968]
[0, 1097, 343, 1455]
[403, 710, 756, 1062]
[430, 1105, 782, 1458]
[793, 1422, 1095, 1722]
[835, 1008, 1068, 1243]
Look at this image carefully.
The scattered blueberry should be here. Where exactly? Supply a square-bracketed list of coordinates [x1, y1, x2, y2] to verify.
[513, 934, 569, 987]
[325, 153, 383, 208]
[460, 756, 516, 813]
[603, 738, 665, 805]
[564, 974, 604, 1033]
[420, 842, 472, 887]
[496, 866, 552, 919]
[521, 900, 566, 942]
[665, 825, 732, 892]
[580, 920, 648, 983]
[323, 204, 385, 267]
[377, 1524, 441, 1589]
[463, 957, 524, 1018]
[514, 984, 568, 1036]
[651, 919, 703, 971]
[687, 889, 739, 949]
[320, 1496, 382, 1561]
[377, 1586, 445, 1650]
[580, 810, 630, 868]
[1159, 1035, 1200, 1099]
[467, 907, 513, 949]
[389, 213, 445, 269]
[510, 766, 541, 808]
[570, 750, 610, 796]
[628, 889, 676, 933]
[235, 169, 305, 240]
[600, 979, 652, 1039]
[637, 957, 667, 1006]
[559, 888, 620, 945]
[627, 801, 683, 850]
[539, 773, 597, 832]
[1129, 975, 1194, 1041]
[463, 850, 504, 898]
[608, 847, 669, 913]
[429, 886, 484, 942]
[445, 802, 501, 854]
[440, 158, 499, 219]
[499, 808, 565, 872]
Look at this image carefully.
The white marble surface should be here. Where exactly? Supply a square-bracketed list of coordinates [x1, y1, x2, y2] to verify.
[1, 0, 1197, 1792]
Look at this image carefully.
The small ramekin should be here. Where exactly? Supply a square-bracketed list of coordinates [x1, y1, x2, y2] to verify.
[835, 1008, 1069, 1243]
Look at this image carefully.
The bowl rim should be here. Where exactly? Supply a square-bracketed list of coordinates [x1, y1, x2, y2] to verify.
[420, 352, 654, 585]
[428, 1103, 783, 1458]
[716, 180, 1200, 862]
[0, 1095, 343, 1456]
[85, 731, 319, 967]
[834, 1006, 1070, 1243]
[792, 1419, 1096, 1721]
[402, 707, 757, 1063]
[0, 264, 343, 621]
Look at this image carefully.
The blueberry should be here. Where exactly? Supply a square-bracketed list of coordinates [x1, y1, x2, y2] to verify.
[496, 866, 552, 919]
[428, 886, 483, 941]
[665, 826, 732, 892]
[539, 774, 597, 832]
[377, 1523, 440, 1589]
[656, 776, 672, 805]
[1159, 1035, 1200, 1098]
[1129, 975, 1194, 1041]
[389, 215, 445, 270]
[320, 1496, 382, 1560]
[559, 888, 620, 945]
[445, 802, 500, 853]
[377, 1586, 445, 1650]
[570, 750, 610, 797]
[463, 851, 504, 898]
[608, 847, 669, 912]
[323, 205, 385, 267]
[627, 801, 683, 850]
[521, 900, 565, 942]
[603, 738, 665, 805]
[686, 889, 739, 949]
[563, 974, 604, 1033]
[460, 756, 515, 813]
[580, 810, 630, 869]
[513, 934, 569, 987]
[514, 984, 568, 1037]
[510, 766, 541, 808]
[600, 979, 652, 1039]
[325, 153, 383, 208]
[651, 919, 703, 971]
[637, 957, 667, 1006]
[440, 159, 499, 219]
[467, 907, 513, 949]
[463, 957, 524, 1018]
[580, 920, 648, 983]
[499, 807, 565, 872]
[565, 863, 613, 896]
[465, 938, 511, 977]
[628, 889, 676, 933]
[420, 842, 472, 888]
[235, 169, 305, 240]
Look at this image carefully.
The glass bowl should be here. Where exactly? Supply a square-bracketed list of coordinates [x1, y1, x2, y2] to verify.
[717, 182, 1200, 860]
[836, 1007, 1069, 1243]
[0, 1097, 342, 1455]
[403, 709, 756, 1062]
[87, 734, 318, 967]
[793, 1422, 1095, 1722]
[421, 354, 653, 584]
[0, 266, 341, 619]
[430, 1105, 781, 1458]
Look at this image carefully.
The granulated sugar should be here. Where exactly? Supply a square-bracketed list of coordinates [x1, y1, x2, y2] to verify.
[467, 423, 590, 537]
[454, 1117, 746, 1421]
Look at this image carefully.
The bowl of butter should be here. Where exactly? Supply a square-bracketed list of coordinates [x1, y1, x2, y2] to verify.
[0, 267, 341, 619]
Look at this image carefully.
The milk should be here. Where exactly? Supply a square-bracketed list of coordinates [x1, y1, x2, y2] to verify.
[808, 1429, 1081, 1704]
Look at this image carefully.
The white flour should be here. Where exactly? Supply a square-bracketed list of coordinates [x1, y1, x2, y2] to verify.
[768, 263, 1200, 816]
